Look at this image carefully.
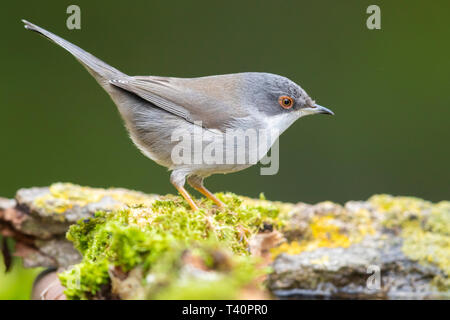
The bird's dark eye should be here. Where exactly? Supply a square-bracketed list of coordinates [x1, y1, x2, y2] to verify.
[278, 96, 294, 109]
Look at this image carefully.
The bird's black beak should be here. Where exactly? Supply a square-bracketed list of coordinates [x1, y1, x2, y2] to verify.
[314, 104, 334, 115]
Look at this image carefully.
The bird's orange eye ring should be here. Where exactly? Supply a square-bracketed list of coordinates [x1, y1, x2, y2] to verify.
[279, 96, 294, 109]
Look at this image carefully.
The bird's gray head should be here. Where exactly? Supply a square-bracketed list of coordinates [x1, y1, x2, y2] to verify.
[242, 72, 333, 121]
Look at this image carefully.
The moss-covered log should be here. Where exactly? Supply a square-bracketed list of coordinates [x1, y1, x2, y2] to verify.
[1, 183, 449, 299]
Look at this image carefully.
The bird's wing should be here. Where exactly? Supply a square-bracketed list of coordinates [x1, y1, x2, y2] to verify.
[109, 75, 248, 131]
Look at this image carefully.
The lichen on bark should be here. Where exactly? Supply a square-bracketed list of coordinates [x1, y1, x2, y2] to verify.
[1, 183, 449, 299]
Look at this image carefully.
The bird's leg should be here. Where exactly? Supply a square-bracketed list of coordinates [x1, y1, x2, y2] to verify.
[197, 186, 226, 208]
[174, 185, 199, 211]
[187, 176, 225, 208]
[171, 172, 199, 211]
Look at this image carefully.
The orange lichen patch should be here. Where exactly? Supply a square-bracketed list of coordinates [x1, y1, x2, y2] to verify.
[272, 215, 350, 257]
[271, 213, 376, 258]
[370, 195, 450, 290]
[33, 183, 157, 214]
[369, 194, 433, 227]
[369, 194, 433, 213]
[310, 216, 352, 246]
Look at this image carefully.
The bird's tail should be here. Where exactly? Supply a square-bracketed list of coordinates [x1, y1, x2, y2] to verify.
[22, 19, 126, 89]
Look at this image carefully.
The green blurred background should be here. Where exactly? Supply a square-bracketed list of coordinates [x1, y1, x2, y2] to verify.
[0, 0, 449, 299]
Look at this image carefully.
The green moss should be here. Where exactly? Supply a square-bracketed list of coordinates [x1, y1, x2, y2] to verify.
[60, 260, 110, 299]
[59, 190, 286, 299]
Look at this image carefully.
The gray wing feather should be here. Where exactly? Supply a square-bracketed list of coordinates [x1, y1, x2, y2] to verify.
[109, 76, 248, 130]
[109, 78, 193, 122]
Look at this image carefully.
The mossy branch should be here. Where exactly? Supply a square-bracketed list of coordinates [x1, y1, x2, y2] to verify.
[1, 183, 449, 299]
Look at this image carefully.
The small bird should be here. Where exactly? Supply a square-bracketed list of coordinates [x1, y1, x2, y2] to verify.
[22, 20, 334, 211]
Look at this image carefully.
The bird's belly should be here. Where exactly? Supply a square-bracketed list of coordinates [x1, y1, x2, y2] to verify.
[114, 96, 183, 168]
[114, 95, 275, 175]
[183, 162, 253, 177]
